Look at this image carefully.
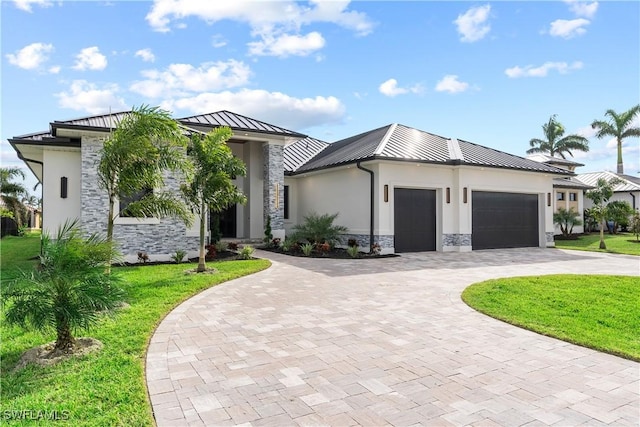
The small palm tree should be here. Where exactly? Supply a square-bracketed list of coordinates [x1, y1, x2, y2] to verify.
[2, 220, 125, 352]
[553, 207, 582, 237]
[585, 178, 619, 249]
[291, 212, 348, 245]
[1, 167, 28, 227]
[527, 115, 589, 159]
[591, 105, 640, 174]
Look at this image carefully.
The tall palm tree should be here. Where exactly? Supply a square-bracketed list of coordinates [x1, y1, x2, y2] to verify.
[527, 115, 589, 159]
[1, 167, 28, 227]
[591, 105, 640, 174]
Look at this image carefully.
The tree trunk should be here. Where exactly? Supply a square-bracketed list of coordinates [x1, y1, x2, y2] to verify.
[197, 203, 206, 273]
[106, 196, 115, 274]
[55, 318, 74, 352]
[599, 221, 607, 249]
[617, 139, 624, 174]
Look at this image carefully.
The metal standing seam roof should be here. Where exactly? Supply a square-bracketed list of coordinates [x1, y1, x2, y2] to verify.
[553, 177, 593, 189]
[52, 111, 131, 132]
[576, 171, 640, 192]
[526, 153, 585, 167]
[284, 137, 329, 173]
[295, 123, 569, 175]
[178, 110, 306, 138]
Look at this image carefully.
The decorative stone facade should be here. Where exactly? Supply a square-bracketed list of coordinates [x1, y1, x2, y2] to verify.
[546, 232, 555, 245]
[80, 136, 198, 256]
[339, 233, 394, 249]
[443, 233, 472, 247]
[263, 143, 284, 231]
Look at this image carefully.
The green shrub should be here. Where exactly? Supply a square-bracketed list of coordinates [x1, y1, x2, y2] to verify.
[347, 245, 360, 258]
[301, 243, 313, 256]
[238, 245, 254, 260]
[292, 212, 348, 245]
[215, 241, 228, 252]
[281, 238, 294, 252]
[171, 249, 186, 263]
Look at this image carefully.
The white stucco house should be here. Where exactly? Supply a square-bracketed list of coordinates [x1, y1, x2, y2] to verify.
[10, 110, 573, 257]
[577, 171, 640, 212]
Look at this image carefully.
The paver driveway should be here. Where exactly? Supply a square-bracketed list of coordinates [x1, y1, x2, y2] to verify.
[146, 248, 639, 426]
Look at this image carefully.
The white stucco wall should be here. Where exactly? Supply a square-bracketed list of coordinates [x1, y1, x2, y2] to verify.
[283, 177, 298, 234]
[583, 191, 640, 211]
[42, 148, 81, 236]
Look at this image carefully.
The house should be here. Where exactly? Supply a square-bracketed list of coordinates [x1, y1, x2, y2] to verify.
[577, 171, 640, 212]
[10, 110, 572, 258]
[527, 154, 592, 235]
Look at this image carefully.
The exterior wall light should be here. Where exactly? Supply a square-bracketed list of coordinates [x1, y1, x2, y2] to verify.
[446, 187, 451, 204]
[60, 176, 68, 199]
[463, 187, 468, 204]
[384, 185, 389, 203]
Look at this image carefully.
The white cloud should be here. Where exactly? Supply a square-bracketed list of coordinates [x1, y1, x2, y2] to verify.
[135, 48, 155, 62]
[145, 0, 372, 57]
[6, 42, 54, 70]
[378, 78, 423, 97]
[505, 61, 583, 78]
[248, 31, 325, 57]
[48, 65, 61, 74]
[435, 75, 470, 94]
[73, 46, 108, 71]
[576, 124, 597, 138]
[164, 89, 345, 130]
[211, 34, 227, 48]
[564, 0, 598, 18]
[130, 60, 251, 98]
[13, 0, 52, 12]
[549, 18, 590, 39]
[55, 80, 127, 114]
[454, 5, 491, 43]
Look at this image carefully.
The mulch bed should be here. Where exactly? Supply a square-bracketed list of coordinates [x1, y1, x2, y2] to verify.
[260, 246, 398, 259]
[117, 250, 241, 267]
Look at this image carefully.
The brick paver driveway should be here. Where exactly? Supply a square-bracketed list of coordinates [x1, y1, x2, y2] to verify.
[146, 248, 639, 426]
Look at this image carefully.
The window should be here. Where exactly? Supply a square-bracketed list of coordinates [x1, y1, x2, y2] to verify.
[556, 192, 565, 201]
[283, 185, 289, 220]
[569, 192, 577, 202]
[119, 188, 152, 217]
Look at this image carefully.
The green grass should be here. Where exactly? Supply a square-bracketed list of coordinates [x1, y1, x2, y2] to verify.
[462, 275, 640, 361]
[555, 232, 640, 256]
[1, 234, 270, 426]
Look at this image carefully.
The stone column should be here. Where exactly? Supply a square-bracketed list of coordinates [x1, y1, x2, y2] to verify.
[263, 142, 285, 240]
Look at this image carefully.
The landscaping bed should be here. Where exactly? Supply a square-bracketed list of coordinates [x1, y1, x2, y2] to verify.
[260, 244, 398, 259]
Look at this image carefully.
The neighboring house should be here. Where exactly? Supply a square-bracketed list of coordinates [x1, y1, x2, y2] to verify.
[527, 154, 591, 234]
[10, 111, 572, 257]
[577, 171, 640, 211]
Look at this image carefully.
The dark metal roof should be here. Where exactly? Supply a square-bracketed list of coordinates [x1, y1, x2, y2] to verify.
[178, 110, 306, 138]
[456, 139, 568, 174]
[294, 123, 569, 175]
[284, 137, 329, 173]
[297, 125, 391, 172]
[51, 111, 131, 134]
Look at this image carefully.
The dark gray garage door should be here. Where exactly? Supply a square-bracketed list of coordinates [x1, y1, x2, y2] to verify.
[472, 191, 539, 250]
[394, 188, 436, 252]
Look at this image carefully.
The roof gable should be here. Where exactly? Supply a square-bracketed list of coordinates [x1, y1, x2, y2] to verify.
[178, 110, 306, 138]
[284, 137, 329, 173]
[576, 171, 640, 192]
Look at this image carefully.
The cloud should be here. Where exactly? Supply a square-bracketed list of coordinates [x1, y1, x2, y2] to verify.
[134, 48, 155, 62]
[248, 31, 325, 57]
[549, 18, 590, 39]
[505, 61, 583, 78]
[164, 89, 346, 130]
[145, 0, 373, 57]
[55, 80, 127, 114]
[130, 60, 251, 98]
[378, 78, 423, 97]
[211, 34, 227, 48]
[48, 65, 61, 74]
[73, 47, 108, 71]
[13, 0, 52, 12]
[6, 42, 54, 70]
[576, 125, 597, 138]
[454, 5, 491, 43]
[564, 0, 598, 18]
[435, 75, 470, 94]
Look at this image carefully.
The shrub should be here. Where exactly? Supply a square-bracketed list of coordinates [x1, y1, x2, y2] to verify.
[553, 207, 582, 237]
[227, 242, 239, 251]
[171, 250, 186, 263]
[347, 245, 360, 258]
[631, 211, 640, 242]
[291, 212, 348, 245]
[301, 243, 314, 256]
[607, 200, 634, 234]
[215, 241, 228, 252]
[371, 243, 381, 255]
[347, 238, 358, 247]
[316, 242, 330, 255]
[137, 251, 149, 263]
[205, 244, 217, 259]
[238, 245, 254, 260]
[263, 215, 273, 243]
[281, 238, 294, 252]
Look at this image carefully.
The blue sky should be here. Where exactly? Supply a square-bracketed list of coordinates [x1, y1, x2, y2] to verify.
[2, 0, 639, 192]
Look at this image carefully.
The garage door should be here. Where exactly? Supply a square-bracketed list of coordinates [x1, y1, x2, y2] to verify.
[394, 188, 436, 252]
[472, 191, 538, 250]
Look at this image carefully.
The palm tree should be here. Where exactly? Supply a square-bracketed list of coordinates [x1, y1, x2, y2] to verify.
[1, 167, 28, 227]
[591, 105, 640, 174]
[585, 178, 619, 249]
[181, 127, 247, 273]
[527, 115, 590, 159]
[2, 220, 125, 352]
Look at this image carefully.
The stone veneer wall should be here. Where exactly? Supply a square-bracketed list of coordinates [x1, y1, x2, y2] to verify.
[546, 232, 555, 246]
[339, 233, 394, 250]
[443, 233, 472, 247]
[81, 136, 198, 256]
[263, 143, 284, 231]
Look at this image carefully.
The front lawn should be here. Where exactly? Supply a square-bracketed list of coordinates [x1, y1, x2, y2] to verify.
[1, 234, 270, 426]
[462, 275, 640, 361]
[554, 232, 640, 256]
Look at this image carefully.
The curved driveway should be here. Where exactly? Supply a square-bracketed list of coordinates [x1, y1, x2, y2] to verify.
[146, 248, 639, 426]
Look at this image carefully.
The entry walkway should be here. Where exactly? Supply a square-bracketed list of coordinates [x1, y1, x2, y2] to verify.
[146, 248, 639, 426]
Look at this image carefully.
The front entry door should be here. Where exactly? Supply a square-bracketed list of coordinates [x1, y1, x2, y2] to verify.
[210, 205, 237, 239]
